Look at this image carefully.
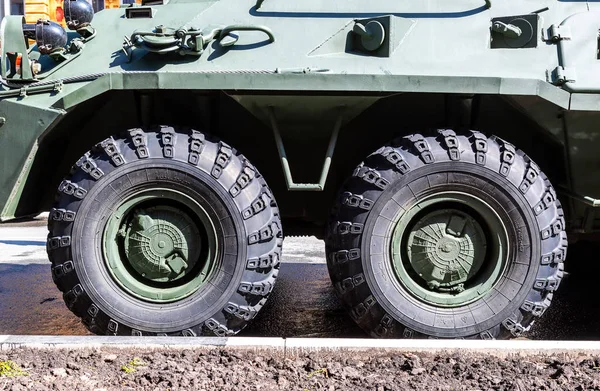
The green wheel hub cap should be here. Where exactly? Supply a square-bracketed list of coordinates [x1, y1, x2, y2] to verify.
[391, 192, 509, 307]
[123, 206, 200, 282]
[103, 189, 218, 303]
[406, 209, 486, 292]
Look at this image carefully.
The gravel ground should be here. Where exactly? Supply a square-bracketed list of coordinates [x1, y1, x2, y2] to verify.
[1, 347, 600, 390]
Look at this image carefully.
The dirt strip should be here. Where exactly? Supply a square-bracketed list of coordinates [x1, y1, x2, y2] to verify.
[1, 346, 600, 390]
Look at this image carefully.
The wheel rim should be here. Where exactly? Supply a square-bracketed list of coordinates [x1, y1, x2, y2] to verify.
[391, 192, 509, 307]
[103, 188, 218, 303]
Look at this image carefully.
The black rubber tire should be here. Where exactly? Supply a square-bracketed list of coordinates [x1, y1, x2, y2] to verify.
[47, 126, 282, 336]
[326, 129, 566, 339]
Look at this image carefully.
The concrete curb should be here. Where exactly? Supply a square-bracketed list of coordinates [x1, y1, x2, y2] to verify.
[0, 336, 284, 351]
[285, 338, 600, 356]
[2, 336, 600, 356]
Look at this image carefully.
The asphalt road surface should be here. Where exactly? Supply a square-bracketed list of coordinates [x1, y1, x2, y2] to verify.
[0, 215, 599, 340]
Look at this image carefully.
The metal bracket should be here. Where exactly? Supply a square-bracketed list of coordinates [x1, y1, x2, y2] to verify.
[558, 186, 600, 207]
[1, 16, 34, 81]
[557, 186, 600, 233]
[53, 80, 63, 93]
[268, 106, 343, 191]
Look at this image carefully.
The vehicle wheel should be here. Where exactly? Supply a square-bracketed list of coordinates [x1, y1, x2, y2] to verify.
[326, 129, 566, 339]
[48, 126, 282, 336]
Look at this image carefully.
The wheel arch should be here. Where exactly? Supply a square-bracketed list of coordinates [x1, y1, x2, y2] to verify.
[5, 89, 263, 220]
[320, 93, 572, 235]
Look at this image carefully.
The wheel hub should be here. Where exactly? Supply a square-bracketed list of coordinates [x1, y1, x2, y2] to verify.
[123, 207, 200, 282]
[390, 192, 509, 307]
[103, 189, 219, 303]
[407, 210, 486, 291]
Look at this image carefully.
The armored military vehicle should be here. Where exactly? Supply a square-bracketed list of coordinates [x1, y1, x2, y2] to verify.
[2, 0, 594, 340]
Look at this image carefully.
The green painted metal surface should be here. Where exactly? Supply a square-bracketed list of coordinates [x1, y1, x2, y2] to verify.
[103, 189, 218, 303]
[404, 209, 487, 290]
[390, 192, 508, 307]
[2, 0, 600, 225]
[0, 100, 64, 221]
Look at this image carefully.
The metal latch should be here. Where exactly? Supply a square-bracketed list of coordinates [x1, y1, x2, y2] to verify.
[491, 21, 522, 39]
[490, 14, 538, 49]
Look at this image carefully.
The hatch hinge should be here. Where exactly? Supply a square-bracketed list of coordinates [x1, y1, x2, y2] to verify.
[544, 24, 572, 43]
[550, 66, 576, 85]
